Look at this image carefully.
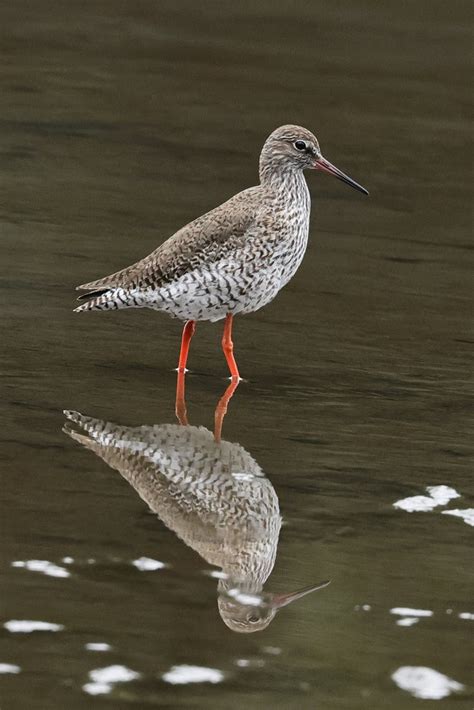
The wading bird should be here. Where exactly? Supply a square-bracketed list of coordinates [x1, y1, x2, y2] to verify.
[64, 397, 329, 633]
[74, 125, 368, 379]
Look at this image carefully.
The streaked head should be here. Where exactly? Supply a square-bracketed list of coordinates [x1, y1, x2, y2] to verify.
[260, 124, 369, 195]
[261, 124, 322, 171]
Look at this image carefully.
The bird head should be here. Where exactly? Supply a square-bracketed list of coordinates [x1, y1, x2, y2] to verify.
[217, 579, 330, 633]
[261, 124, 369, 195]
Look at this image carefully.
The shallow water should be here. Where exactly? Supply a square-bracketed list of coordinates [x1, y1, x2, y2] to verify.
[1, 1, 472, 708]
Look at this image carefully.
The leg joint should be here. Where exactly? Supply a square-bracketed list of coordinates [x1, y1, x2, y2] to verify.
[222, 336, 233, 352]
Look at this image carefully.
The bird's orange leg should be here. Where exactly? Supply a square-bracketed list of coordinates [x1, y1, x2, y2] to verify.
[175, 370, 189, 425]
[175, 320, 196, 426]
[214, 377, 240, 443]
[177, 320, 196, 373]
[221, 314, 240, 381]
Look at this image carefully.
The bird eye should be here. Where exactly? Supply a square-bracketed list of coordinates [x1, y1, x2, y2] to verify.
[248, 615, 259, 623]
[294, 140, 306, 151]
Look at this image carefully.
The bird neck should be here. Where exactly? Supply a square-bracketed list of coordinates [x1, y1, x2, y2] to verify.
[259, 161, 309, 204]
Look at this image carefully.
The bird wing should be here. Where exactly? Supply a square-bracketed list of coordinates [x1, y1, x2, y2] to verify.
[76, 186, 261, 293]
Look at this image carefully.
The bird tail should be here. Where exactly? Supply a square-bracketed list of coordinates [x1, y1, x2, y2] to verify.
[63, 410, 114, 456]
[63, 410, 107, 438]
[76, 288, 110, 302]
[73, 287, 131, 313]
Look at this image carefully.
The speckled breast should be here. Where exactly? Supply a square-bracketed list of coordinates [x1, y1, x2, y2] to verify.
[150, 209, 310, 322]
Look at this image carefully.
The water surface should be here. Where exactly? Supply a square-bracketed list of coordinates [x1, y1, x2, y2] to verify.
[1, 1, 472, 708]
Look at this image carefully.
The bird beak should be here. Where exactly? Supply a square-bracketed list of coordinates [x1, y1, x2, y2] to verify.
[271, 580, 331, 609]
[313, 156, 369, 195]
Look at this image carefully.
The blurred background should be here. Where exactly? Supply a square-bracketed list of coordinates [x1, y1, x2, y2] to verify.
[1, 1, 472, 708]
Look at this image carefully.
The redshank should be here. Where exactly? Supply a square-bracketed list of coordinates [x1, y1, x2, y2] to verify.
[74, 124, 368, 378]
[64, 401, 329, 633]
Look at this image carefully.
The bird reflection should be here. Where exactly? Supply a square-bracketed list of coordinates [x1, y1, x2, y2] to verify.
[63, 380, 329, 632]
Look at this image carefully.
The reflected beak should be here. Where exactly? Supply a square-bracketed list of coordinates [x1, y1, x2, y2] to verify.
[313, 156, 369, 195]
[271, 580, 331, 609]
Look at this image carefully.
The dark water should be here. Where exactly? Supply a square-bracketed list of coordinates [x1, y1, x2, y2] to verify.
[1, 1, 473, 708]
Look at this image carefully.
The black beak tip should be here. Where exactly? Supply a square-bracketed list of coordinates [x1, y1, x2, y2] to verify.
[353, 182, 369, 196]
[336, 174, 369, 196]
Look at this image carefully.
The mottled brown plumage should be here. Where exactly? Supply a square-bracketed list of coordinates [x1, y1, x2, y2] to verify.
[63, 408, 329, 632]
[73, 124, 368, 374]
[77, 187, 259, 296]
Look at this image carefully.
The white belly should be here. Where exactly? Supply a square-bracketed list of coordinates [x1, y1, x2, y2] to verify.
[137, 221, 310, 322]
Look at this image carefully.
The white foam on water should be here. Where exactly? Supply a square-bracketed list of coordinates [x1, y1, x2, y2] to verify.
[83, 682, 110, 696]
[261, 646, 282, 655]
[393, 485, 460, 513]
[426, 486, 460, 505]
[132, 557, 166, 571]
[394, 495, 438, 512]
[0, 663, 21, 674]
[203, 569, 228, 580]
[458, 612, 474, 620]
[85, 643, 112, 652]
[62, 556, 74, 564]
[83, 665, 140, 696]
[235, 659, 251, 667]
[162, 665, 224, 685]
[392, 666, 464, 699]
[396, 618, 419, 627]
[390, 605, 433, 627]
[11, 560, 70, 578]
[441, 508, 474, 527]
[4, 620, 64, 633]
[390, 607, 433, 617]
[234, 658, 265, 668]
